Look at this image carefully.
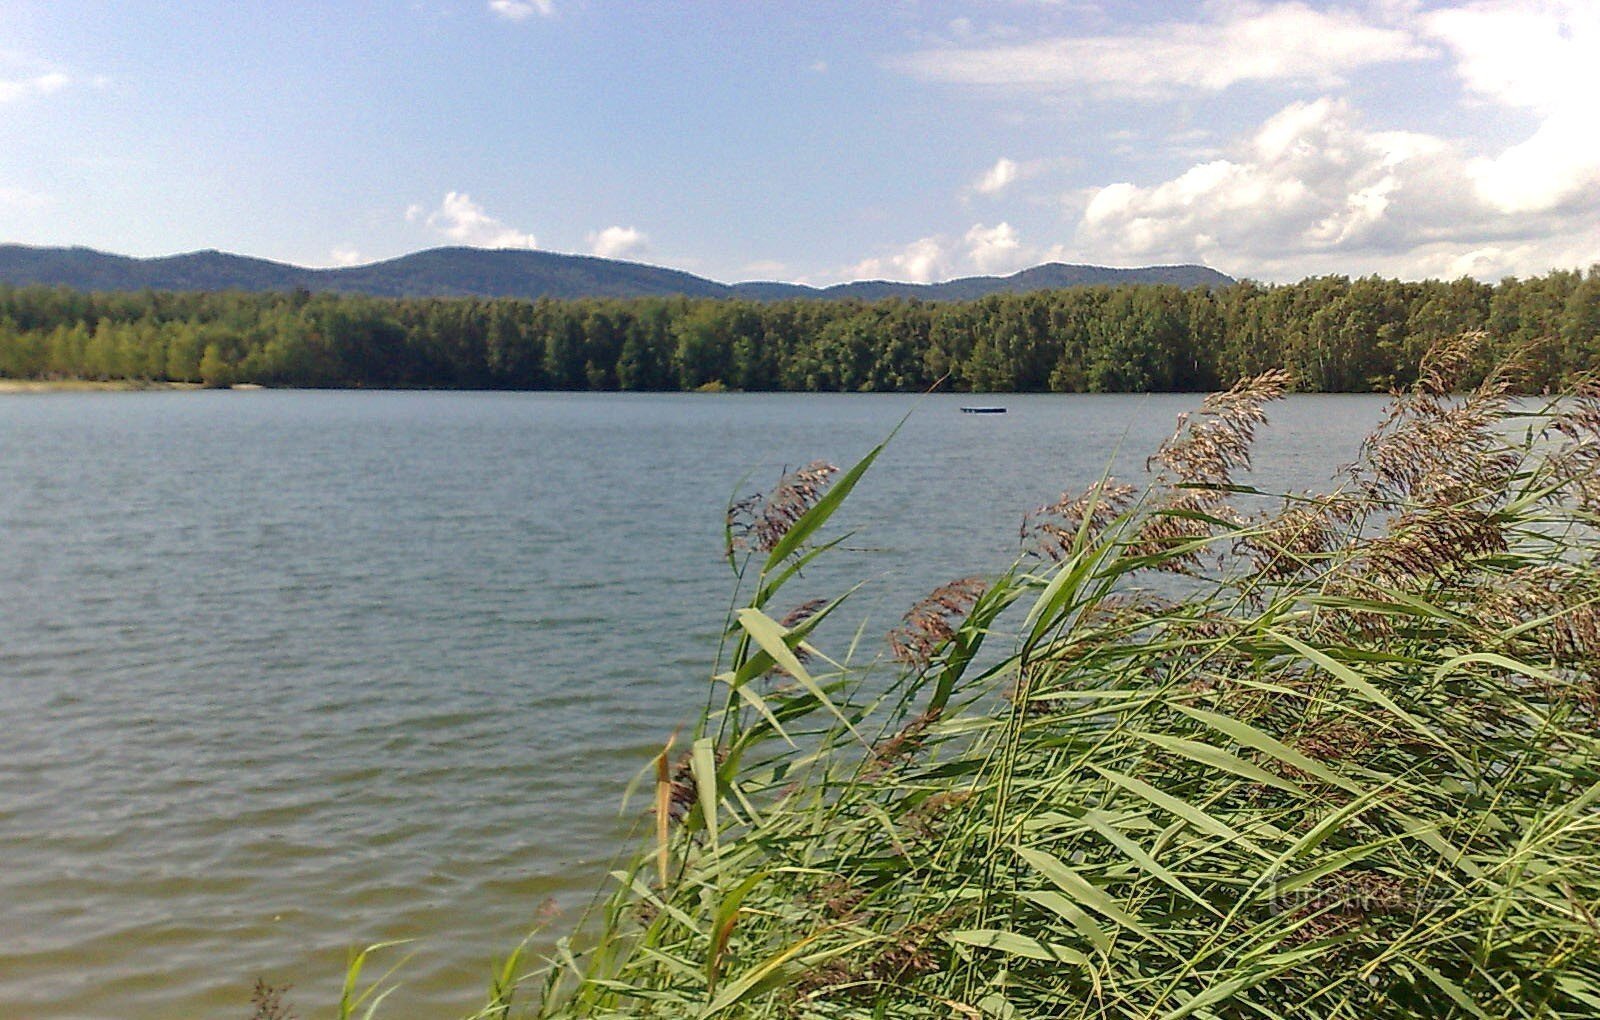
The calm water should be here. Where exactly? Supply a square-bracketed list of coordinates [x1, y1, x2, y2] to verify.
[0, 390, 1386, 1019]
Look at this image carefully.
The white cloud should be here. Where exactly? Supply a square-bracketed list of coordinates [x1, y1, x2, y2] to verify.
[1425, 0, 1600, 214]
[809, 60, 829, 74]
[848, 236, 950, 283]
[1071, 96, 1599, 280]
[965, 222, 1028, 274]
[892, 3, 1431, 96]
[836, 223, 1075, 285]
[1426, 0, 1595, 112]
[0, 70, 70, 103]
[588, 225, 649, 260]
[973, 157, 1019, 196]
[328, 246, 365, 267]
[418, 191, 538, 248]
[488, 0, 553, 20]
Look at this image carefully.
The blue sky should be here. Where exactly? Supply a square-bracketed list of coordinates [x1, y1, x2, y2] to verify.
[1, 1, 1595, 284]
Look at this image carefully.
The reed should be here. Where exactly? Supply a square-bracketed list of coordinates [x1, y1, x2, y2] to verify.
[287, 336, 1596, 1019]
[513, 336, 1600, 1019]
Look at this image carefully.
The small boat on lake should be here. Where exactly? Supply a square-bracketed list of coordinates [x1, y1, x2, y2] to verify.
[961, 406, 1007, 414]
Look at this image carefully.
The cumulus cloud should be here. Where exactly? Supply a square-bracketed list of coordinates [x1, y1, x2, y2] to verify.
[0, 70, 70, 103]
[843, 224, 1059, 283]
[973, 157, 1019, 196]
[415, 191, 538, 248]
[588, 225, 649, 260]
[891, 2, 1431, 96]
[488, 0, 553, 20]
[1078, 98, 1459, 266]
[328, 246, 365, 267]
[1425, 0, 1600, 214]
[965, 222, 1028, 274]
[849, 236, 950, 283]
[1072, 95, 1597, 280]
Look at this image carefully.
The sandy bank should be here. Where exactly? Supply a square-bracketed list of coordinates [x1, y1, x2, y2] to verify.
[0, 379, 205, 393]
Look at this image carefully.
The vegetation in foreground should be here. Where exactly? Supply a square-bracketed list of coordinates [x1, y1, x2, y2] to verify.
[424, 334, 1597, 1020]
[5, 267, 1600, 392]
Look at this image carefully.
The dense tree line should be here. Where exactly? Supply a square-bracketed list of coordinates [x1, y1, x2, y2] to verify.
[1, 268, 1597, 392]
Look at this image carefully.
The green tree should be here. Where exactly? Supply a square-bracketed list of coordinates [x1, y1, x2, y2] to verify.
[198, 342, 233, 387]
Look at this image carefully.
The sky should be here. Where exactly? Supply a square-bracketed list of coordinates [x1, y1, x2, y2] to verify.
[0, 0, 1596, 285]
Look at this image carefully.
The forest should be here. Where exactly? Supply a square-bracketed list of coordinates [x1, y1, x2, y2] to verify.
[0, 267, 1597, 393]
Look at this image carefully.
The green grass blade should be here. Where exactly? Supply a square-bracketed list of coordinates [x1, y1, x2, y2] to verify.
[947, 929, 1091, 966]
[1015, 846, 1155, 941]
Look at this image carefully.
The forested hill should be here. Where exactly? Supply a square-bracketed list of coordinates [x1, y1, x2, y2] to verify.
[0, 244, 1232, 301]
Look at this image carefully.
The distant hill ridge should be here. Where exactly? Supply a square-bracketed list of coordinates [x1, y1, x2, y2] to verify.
[0, 243, 1234, 302]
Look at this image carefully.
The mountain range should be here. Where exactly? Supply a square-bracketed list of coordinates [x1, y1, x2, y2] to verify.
[0, 243, 1234, 302]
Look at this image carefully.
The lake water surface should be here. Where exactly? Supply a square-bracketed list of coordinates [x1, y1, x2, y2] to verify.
[0, 390, 1388, 1019]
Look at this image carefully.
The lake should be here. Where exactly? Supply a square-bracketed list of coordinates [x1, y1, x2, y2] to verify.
[0, 390, 1387, 1019]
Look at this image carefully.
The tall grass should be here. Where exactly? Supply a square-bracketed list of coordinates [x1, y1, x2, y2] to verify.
[519, 336, 1600, 1018]
[498, 336, 1600, 1018]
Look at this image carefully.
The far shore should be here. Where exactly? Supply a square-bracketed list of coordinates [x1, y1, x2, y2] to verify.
[0, 379, 207, 393]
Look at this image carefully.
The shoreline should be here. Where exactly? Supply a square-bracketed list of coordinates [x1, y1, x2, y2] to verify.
[0, 379, 205, 393]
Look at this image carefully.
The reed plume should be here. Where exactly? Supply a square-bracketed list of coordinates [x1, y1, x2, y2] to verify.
[1353, 333, 1520, 505]
[1148, 367, 1292, 486]
[887, 578, 987, 667]
[1022, 479, 1135, 561]
[726, 460, 839, 556]
[1025, 369, 1290, 572]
